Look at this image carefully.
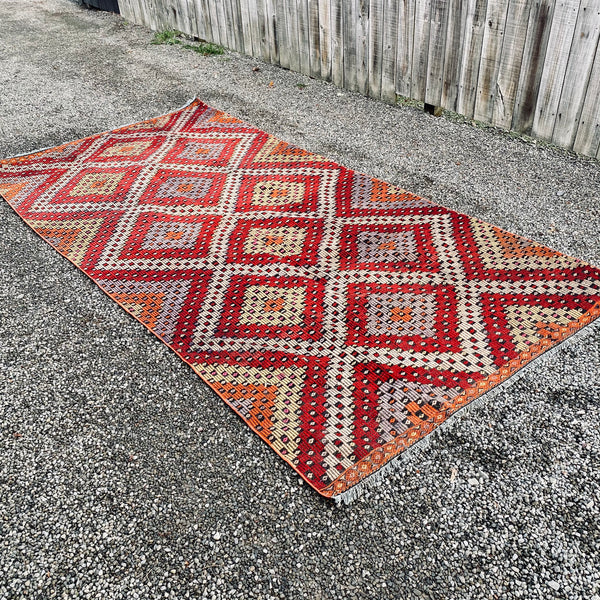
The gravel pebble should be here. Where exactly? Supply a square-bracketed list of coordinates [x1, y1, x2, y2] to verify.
[0, 1, 599, 599]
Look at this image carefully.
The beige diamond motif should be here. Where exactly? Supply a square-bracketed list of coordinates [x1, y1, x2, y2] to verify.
[99, 140, 153, 158]
[243, 226, 308, 257]
[238, 285, 307, 327]
[68, 172, 125, 196]
[251, 180, 306, 206]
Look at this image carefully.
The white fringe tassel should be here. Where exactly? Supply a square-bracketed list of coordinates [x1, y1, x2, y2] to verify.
[333, 317, 600, 506]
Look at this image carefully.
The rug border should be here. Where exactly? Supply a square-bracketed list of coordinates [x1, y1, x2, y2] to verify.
[323, 304, 600, 500]
[1, 98, 599, 502]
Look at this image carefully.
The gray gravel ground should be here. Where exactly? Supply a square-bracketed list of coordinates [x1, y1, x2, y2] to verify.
[1, 1, 599, 598]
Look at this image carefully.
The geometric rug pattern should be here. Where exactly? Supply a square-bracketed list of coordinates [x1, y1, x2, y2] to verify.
[1, 99, 599, 499]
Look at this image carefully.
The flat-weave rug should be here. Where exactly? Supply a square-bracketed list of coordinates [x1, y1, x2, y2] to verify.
[2, 99, 599, 501]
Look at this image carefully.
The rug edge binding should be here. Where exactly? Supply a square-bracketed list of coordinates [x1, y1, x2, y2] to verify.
[332, 313, 600, 506]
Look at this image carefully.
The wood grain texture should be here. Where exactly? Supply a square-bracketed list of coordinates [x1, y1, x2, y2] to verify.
[552, 1, 600, 147]
[369, 0, 385, 98]
[318, 0, 331, 80]
[342, 0, 359, 91]
[511, 0, 556, 134]
[425, 0, 451, 106]
[297, 0, 312, 75]
[440, 0, 466, 111]
[573, 37, 600, 156]
[455, 0, 488, 117]
[275, 0, 289, 67]
[532, 0, 580, 140]
[228, 0, 245, 52]
[118, 0, 600, 157]
[255, 0, 270, 60]
[473, 0, 510, 123]
[265, 0, 279, 64]
[396, 0, 416, 97]
[308, 0, 322, 78]
[411, 0, 432, 100]
[286, 0, 301, 72]
[356, 0, 371, 95]
[194, 0, 212, 41]
[381, 0, 399, 102]
[491, 0, 532, 129]
[239, 0, 254, 55]
[330, 0, 344, 87]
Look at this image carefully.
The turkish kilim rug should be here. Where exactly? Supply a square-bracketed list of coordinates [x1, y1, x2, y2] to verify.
[1, 99, 599, 501]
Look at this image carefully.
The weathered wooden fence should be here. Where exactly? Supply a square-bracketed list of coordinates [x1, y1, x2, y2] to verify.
[119, 0, 600, 158]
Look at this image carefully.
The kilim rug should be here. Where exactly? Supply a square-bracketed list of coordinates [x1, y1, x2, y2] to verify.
[1, 99, 599, 502]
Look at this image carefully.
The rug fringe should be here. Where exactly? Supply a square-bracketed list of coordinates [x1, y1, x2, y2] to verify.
[333, 317, 600, 506]
[1, 98, 199, 161]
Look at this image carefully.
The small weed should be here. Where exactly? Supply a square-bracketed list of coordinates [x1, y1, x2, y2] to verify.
[395, 94, 423, 109]
[152, 29, 224, 56]
[182, 42, 224, 56]
[296, 83, 307, 90]
[152, 29, 180, 45]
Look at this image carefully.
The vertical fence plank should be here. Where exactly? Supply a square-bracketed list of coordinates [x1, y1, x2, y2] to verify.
[125, 0, 141, 27]
[214, 0, 228, 47]
[297, 0, 312, 75]
[286, 0, 301, 73]
[264, 0, 279, 64]
[531, 0, 580, 140]
[552, 1, 600, 148]
[330, 0, 344, 87]
[381, 0, 399, 102]
[396, 0, 416, 96]
[275, 0, 290, 67]
[369, 0, 385, 98]
[249, 0, 262, 56]
[169, 0, 196, 35]
[255, 0, 269, 60]
[343, 0, 359, 90]
[142, 0, 156, 30]
[234, 0, 247, 52]
[491, 0, 532, 129]
[186, 0, 201, 39]
[473, 0, 510, 123]
[356, 0, 370, 95]
[117, 0, 134, 24]
[573, 39, 600, 156]
[456, 0, 488, 117]
[232, 0, 247, 52]
[153, 1, 164, 31]
[411, 0, 432, 100]
[308, 0, 322, 78]
[425, 0, 451, 106]
[193, 0, 211, 41]
[318, 0, 332, 80]
[206, 0, 221, 46]
[511, 0, 556, 134]
[240, 0, 255, 55]
[230, 0, 244, 51]
[222, 0, 236, 49]
[440, 0, 467, 111]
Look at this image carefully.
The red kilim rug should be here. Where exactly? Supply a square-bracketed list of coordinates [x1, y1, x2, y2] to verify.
[2, 99, 599, 501]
